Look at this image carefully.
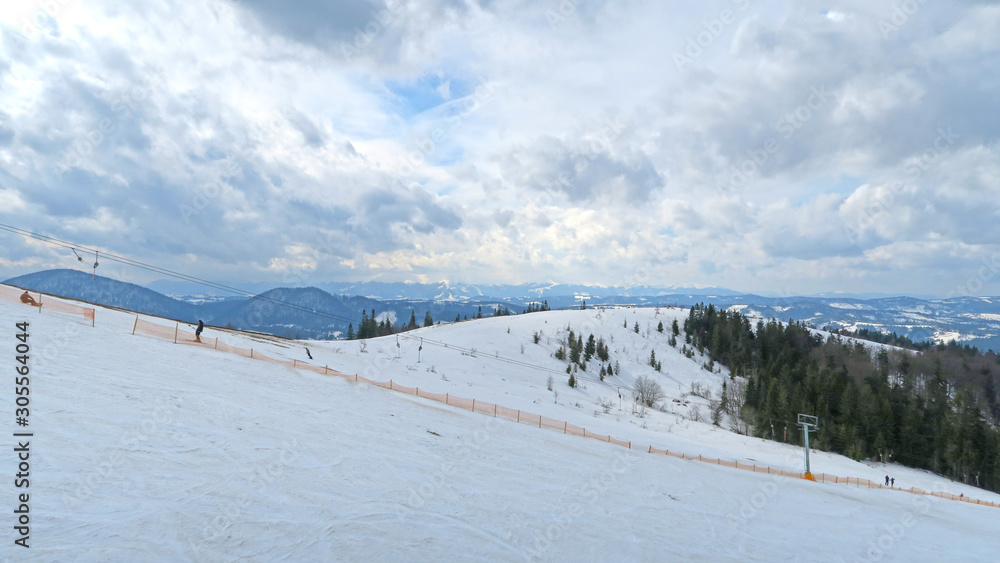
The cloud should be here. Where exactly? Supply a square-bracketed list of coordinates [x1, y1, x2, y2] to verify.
[0, 0, 997, 296]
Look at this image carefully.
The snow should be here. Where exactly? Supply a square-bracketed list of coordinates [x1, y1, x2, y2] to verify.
[828, 302, 874, 310]
[2, 291, 1000, 561]
[933, 331, 964, 343]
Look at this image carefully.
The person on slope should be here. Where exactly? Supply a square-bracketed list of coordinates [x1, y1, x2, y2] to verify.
[20, 291, 38, 306]
[195, 320, 205, 342]
[885, 475, 890, 486]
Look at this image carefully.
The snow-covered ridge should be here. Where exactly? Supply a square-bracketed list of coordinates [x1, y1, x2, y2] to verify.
[3, 289, 999, 560]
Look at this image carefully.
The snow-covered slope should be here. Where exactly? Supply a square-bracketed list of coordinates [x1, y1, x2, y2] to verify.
[2, 292, 999, 561]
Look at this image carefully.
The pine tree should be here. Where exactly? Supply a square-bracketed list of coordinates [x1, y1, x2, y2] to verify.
[424, 311, 433, 327]
[476, 306, 483, 319]
[596, 337, 609, 362]
[568, 372, 577, 388]
[634, 322, 640, 334]
[657, 321, 664, 333]
[672, 319, 680, 337]
[407, 310, 418, 330]
[346, 323, 354, 340]
[570, 339, 581, 365]
[585, 334, 596, 362]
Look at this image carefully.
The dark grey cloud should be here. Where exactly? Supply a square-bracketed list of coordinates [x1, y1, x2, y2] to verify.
[238, 0, 380, 45]
[499, 135, 663, 204]
[356, 186, 461, 248]
[286, 110, 327, 147]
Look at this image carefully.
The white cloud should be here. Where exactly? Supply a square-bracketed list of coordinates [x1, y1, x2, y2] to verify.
[0, 0, 998, 295]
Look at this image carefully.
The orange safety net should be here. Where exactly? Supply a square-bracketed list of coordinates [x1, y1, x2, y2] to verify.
[134, 318, 179, 341]
[540, 416, 563, 431]
[252, 350, 294, 367]
[609, 437, 631, 449]
[416, 389, 448, 403]
[216, 339, 252, 358]
[176, 327, 218, 349]
[297, 363, 328, 375]
[473, 400, 496, 415]
[392, 382, 418, 395]
[0, 285, 95, 323]
[496, 406, 521, 421]
[518, 412, 542, 427]
[447, 396, 474, 410]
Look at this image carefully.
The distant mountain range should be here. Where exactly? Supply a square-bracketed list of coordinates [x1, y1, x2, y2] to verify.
[147, 279, 745, 301]
[4, 270, 522, 339]
[7, 269, 1000, 349]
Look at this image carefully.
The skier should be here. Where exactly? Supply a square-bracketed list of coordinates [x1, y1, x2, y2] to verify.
[195, 320, 204, 342]
[20, 291, 38, 306]
[885, 475, 889, 486]
[890, 477, 895, 487]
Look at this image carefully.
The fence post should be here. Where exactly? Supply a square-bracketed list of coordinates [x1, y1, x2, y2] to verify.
[494, 404, 497, 417]
[446, 393, 449, 405]
[174, 324, 178, 344]
[132, 317, 138, 335]
[251, 349, 254, 359]
[390, 380, 393, 390]
[472, 398, 475, 411]
[214, 338, 218, 349]
[648, 446, 652, 453]
[628, 442, 631, 449]
[564, 422, 567, 434]
[293, 360, 297, 368]
[517, 410, 520, 423]
[539, 417, 541, 428]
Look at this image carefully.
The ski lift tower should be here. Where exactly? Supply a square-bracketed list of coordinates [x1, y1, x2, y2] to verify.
[797, 413, 819, 482]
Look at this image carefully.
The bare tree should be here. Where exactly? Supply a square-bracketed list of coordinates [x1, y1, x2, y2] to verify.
[688, 404, 702, 422]
[725, 377, 749, 435]
[709, 399, 723, 426]
[597, 396, 614, 414]
[634, 375, 665, 407]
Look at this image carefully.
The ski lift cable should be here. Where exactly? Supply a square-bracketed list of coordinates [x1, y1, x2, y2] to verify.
[0, 223, 362, 325]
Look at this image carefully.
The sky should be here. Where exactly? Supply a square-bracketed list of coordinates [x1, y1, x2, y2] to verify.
[0, 0, 998, 297]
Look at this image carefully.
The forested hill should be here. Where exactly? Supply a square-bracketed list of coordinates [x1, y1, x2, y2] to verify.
[683, 303, 1000, 492]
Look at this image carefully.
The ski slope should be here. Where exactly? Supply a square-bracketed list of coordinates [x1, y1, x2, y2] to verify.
[1, 291, 999, 562]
